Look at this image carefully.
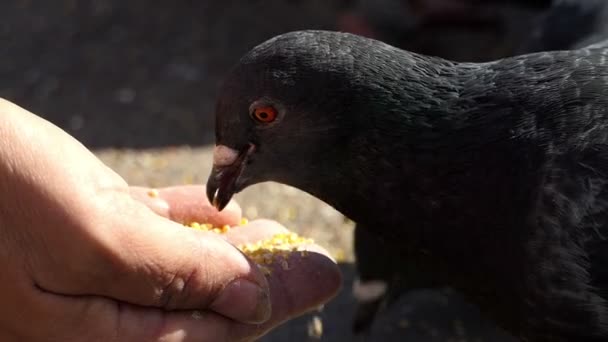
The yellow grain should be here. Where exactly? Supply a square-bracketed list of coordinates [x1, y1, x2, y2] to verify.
[184, 220, 314, 275]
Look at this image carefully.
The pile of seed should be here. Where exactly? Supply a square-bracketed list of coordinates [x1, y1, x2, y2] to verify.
[185, 218, 313, 275]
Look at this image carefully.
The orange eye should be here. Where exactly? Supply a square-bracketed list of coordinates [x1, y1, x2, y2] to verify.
[252, 106, 278, 123]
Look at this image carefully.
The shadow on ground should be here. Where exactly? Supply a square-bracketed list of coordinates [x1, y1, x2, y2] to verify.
[264, 263, 516, 342]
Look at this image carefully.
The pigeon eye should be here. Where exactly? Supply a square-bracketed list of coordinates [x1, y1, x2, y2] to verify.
[251, 106, 278, 124]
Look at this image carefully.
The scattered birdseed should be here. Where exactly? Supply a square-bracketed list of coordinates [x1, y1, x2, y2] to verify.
[308, 315, 323, 339]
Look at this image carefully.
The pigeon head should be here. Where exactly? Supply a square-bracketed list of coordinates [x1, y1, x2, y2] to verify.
[206, 30, 462, 212]
[206, 30, 366, 210]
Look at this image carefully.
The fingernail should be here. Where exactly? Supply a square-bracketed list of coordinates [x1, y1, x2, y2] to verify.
[210, 278, 271, 324]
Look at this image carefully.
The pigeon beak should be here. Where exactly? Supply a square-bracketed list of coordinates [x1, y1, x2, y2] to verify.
[206, 144, 255, 211]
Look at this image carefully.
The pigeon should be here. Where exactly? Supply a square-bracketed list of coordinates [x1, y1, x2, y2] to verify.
[517, 0, 608, 54]
[348, 0, 608, 334]
[340, 0, 558, 333]
[206, 30, 608, 341]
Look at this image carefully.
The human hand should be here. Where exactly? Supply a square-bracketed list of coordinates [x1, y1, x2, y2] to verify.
[0, 98, 341, 341]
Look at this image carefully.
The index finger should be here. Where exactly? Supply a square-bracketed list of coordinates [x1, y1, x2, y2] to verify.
[113, 221, 341, 342]
[97, 240, 340, 342]
[194, 219, 342, 340]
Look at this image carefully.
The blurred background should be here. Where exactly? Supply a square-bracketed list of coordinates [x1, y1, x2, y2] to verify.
[0, 0, 598, 340]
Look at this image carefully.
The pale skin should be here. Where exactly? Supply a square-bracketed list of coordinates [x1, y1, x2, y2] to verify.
[0, 98, 341, 341]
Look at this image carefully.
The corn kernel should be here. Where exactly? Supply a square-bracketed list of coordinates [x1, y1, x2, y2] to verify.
[308, 315, 323, 338]
[147, 189, 159, 198]
[240, 217, 249, 226]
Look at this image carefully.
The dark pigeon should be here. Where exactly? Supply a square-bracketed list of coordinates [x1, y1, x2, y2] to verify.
[352, 0, 608, 329]
[341, 0, 560, 333]
[517, 0, 608, 53]
[206, 30, 608, 341]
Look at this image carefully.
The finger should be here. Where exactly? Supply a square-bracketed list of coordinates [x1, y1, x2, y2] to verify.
[25, 221, 341, 342]
[219, 219, 342, 340]
[129, 185, 242, 227]
[156, 243, 340, 342]
[232, 246, 341, 340]
[194, 218, 337, 324]
[36, 189, 272, 325]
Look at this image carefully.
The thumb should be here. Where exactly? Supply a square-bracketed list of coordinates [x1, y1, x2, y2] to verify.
[46, 188, 272, 325]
